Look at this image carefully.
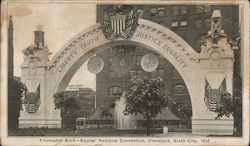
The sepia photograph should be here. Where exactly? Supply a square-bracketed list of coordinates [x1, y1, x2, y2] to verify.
[1, 0, 249, 145]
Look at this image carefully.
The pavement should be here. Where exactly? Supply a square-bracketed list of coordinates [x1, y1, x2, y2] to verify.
[153, 132, 207, 137]
[10, 129, 206, 137]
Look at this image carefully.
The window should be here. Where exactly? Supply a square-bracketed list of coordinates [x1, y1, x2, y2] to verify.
[136, 46, 143, 52]
[107, 70, 123, 78]
[107, 70, 117, 78]
[137, 9, 143, 14]
[205, 19, 211, 28]
[173, 6, 179, 15]
[136, 55, 142, 66]
[150, 8, 157, 17]
[158, 69, 165, 78]
[180, 6, 187, 14]
[109, 57, 115, 66]
[196, 5, 203, 13]
[108, 86, 122, 96]
[172, 84, 187, 94]
[171, 21, 178, 28]
[195, 19, 202, 28]
[158, 7, 165, 16]
[180, 20, 188, 28]
[150, 7, 165, 17]
[110, 47, 120, 54]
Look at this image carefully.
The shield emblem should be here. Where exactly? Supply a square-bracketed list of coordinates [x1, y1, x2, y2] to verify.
[101, 5, 141, 40]
[110, 14, 127, 35]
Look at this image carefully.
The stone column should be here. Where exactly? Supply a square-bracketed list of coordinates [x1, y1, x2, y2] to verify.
[192, 10, 235, 135]
[19, 25, 61, 128]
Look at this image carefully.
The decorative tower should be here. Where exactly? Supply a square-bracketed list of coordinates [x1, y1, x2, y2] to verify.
[8, 16, 14, 79]
[19, 24, 55, 128]
[34, 24, 45, 47]
[194, 10, 235, 135]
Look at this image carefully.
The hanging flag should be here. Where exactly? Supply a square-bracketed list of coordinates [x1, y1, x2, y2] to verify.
[204, 78, 226, 111]
[24, 84, 41, 113]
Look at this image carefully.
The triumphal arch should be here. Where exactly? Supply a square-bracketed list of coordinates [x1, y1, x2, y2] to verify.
[19, 7, 235, 135]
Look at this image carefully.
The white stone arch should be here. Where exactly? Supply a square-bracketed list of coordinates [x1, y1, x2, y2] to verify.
[20, 18, 234, 135]
[46, 19, 199, 114]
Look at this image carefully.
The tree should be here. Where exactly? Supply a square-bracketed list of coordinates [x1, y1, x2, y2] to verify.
[172, 103, 192, 128]
[8, 78, 27, 130]
[100, 105, 113, 128]
[215, 89, 242, 136]
[53, 91, 81, 129]
[124, 76, 175, 136]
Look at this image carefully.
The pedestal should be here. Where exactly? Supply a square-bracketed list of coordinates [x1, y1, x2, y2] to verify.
[192, 115, 234, 135]
[18, 106, 62, 128]
[19, 118, 61, 128]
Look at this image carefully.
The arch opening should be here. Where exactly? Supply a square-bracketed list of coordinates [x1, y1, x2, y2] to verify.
[56, 40, 193, 121]
[57, 40, 194, 106]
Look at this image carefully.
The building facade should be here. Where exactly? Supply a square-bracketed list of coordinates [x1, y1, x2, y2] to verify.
[65, 85, 96, 118]
[95, 5, 239, 109]
[62, 85, 96, 128]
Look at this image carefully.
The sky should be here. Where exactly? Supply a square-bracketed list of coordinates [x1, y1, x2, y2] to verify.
[8, 3, 97, 90]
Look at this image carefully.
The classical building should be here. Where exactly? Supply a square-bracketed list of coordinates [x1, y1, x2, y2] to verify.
[97, 5, 239, 52]
[95, 5, 240, 109]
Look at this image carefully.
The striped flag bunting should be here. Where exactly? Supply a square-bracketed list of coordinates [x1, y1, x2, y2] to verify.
[204, 78, 226, 111]
[24, 84, 41, 113]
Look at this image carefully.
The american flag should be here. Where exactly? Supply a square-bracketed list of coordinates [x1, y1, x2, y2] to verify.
[204, 78, 226, 111]
[24, 84, 40, 113]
